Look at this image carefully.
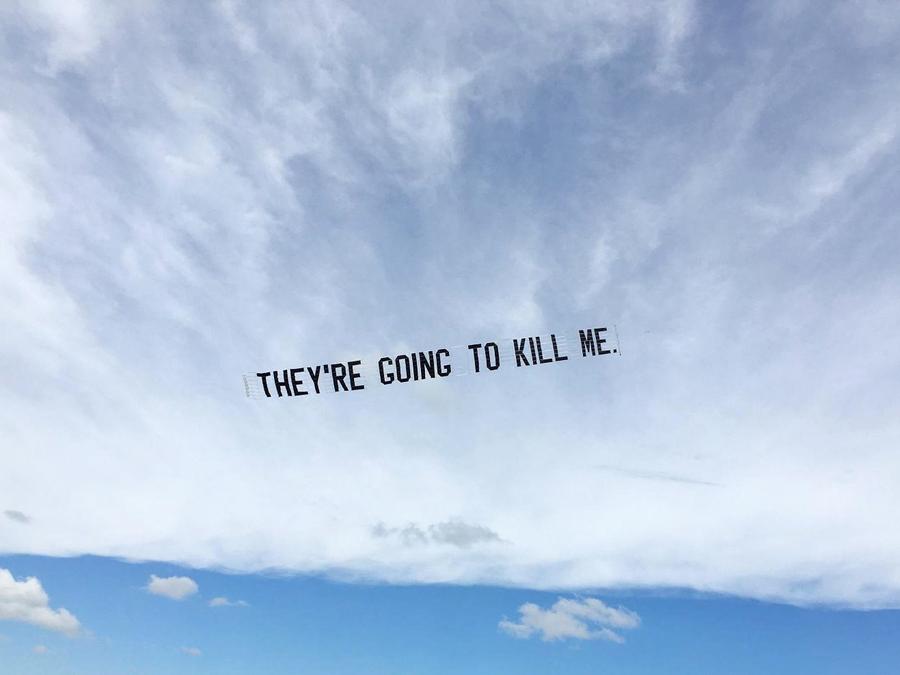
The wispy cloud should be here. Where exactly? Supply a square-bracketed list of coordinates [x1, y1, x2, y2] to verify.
[209, 596, 248, 608]
[592, 464, 721, 487]
[3, 510, 31, 524]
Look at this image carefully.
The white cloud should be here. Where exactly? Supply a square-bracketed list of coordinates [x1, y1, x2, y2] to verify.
[146, 575, 198, 601]
[0, 569, 81, 636]
[181, 646, 202, 657]
[32, 644, 49, 655]
[208, 597, 248, 608]
[499, 597, 640, 643]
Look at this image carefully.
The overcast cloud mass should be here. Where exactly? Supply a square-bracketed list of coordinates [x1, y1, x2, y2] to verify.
[1, 0, 900, 607]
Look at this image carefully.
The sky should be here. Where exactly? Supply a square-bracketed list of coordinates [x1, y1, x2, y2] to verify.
[3, 554, 900, 674]
[1, 0, 900, 672]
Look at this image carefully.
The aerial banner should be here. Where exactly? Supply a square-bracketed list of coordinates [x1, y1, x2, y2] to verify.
[244, 325, 620, 400]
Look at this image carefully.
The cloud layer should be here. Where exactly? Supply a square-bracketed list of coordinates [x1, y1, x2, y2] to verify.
[1, 1, 900, 607]
[373, 521, 502, 548]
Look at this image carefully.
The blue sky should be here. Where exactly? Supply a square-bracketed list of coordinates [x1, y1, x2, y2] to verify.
[2, 0, 900, 671]
[2, 554, 900, 674]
